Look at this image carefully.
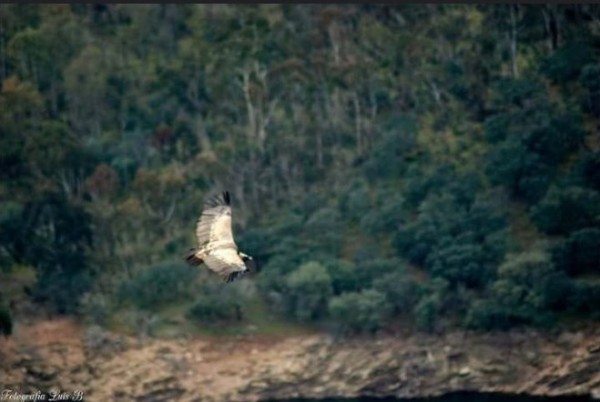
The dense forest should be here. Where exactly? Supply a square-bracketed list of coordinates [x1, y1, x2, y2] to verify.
[1, 4, 599, 337]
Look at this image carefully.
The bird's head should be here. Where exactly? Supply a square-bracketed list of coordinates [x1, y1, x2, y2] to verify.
[238, 251, 252, 261]
[238, 251, 257, 273]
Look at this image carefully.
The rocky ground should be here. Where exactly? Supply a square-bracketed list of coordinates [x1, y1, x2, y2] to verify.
[1, 319, 599, 402]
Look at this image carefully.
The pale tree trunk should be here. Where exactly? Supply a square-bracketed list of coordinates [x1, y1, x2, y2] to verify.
[240, 62, 279, 153]
[241, 68, 257, 150]
[328, 22, 341, 65]
[542, 5, 560, 52]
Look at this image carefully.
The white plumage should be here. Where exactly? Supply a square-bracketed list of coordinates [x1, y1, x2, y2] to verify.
[185, 191, 254, 283]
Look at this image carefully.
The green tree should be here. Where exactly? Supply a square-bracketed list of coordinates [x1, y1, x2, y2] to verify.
[373, 269, 423, 314]
[284, 261, 333, 321]
[531, 186, 600, 235]
[329, 289, 391, 334]
[551, 228, 600, 276]
[118, 259, 198, 310]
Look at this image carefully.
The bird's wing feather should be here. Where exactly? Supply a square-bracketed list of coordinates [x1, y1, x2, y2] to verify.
[203, 248, 246, 282]
[195, 192, 235, 249]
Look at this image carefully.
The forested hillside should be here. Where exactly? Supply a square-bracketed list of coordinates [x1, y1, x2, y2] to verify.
[1, 4, 599, 336]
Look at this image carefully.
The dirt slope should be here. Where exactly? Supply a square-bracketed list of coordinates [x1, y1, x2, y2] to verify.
[1, 319, 599, 401]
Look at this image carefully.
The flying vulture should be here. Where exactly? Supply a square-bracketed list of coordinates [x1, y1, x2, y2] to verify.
[185, 191, 254, 283]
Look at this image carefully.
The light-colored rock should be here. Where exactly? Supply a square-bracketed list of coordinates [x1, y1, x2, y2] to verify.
[0, 319, 599, 402]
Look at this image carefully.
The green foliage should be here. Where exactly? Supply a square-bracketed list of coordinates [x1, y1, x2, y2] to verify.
[326, 258, 361, 294]
[0, 201, 24, 269]
[485, 138, 552, 203]
[395, 189, 509, 289]
[360, 190, 406, 235]
[304, 207, 344, 255]
[542, 41, 596, 82]
[427, 243, 493, 288]
[414, 294, 442, 333]
[572, 151, 600, 192]
[580, 64, 600, 115]
[26, 192, 95, 314]
[118, 260, 198, 310]
[329, 289, 391, 334]
[413, 278, 448, 332]
[1, 4, 599, 333]
[566, 280, 600, 317]
[283, 261, 333, 322]
[467, 249, 568, 330]
[551, 228, 600, 276]
[363, 116, 417, 179]
[339, 179, 371, 222]
[531, 186, 600, 235]
[79, 292, 111, 327]
[372, 268, 423, 314]
[465, 299, 523, 331]
[186, 281, 245, 324]
[485, 76, 585, 203]
[495, 249, 568, 311]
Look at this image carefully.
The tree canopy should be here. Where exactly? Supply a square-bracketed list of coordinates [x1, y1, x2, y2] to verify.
[1, 4, 599, 334]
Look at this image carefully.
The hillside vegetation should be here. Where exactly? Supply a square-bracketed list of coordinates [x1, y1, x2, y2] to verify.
[1, 5, 599, 336]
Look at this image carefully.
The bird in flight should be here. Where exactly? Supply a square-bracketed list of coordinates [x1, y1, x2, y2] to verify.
[185, 191, 254, 283]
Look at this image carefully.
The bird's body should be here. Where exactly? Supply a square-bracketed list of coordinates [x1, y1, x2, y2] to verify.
[185, 191, 254, 283]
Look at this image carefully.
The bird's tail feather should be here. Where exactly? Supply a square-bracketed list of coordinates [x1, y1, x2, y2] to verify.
[185, 249, 203, 266]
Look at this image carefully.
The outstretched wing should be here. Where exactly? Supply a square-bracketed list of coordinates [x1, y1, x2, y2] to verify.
[203, 248, 246, 283]
[195, 191, 236, 250]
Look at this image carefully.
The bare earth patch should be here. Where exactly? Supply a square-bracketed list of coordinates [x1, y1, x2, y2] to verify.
[1, 319, 599, 401]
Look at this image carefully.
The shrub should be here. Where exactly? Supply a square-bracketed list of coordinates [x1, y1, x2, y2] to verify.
[402, 164, 453, 209]
[363, 116, 417, 180]
[413, 278, 448, 332]
[284, 261, 333, 321]
[394, 189, 509, 286]
[580, 64, 600, 115]
[542, 41, 596, 82]
[186, 282, 244, 324]
[355, 257, 404, 287]
[464, 298, 546, 330]
[552, 228, 600, 276]
[426, 242, 494, 289]
[414, 294, 441, 333]
[79, 292, 111, 327]
[372, 269, 423, 314]
[477, 248, 571, 328]
[486, 138, 552, 203]
[326, 258, 361, 294]
[394, 221, 437, 266]
[118, 260, 198, 310]
[339, 179, 371, 222]
[571, 151, 600, 192]
[531, 186, 600, 235]
[465, 248, 569, 331]
[566, 280, 600, 317]
[329, 289, 391, 334]
[304, 207, 344, 255]
[360, 190, 406, 235]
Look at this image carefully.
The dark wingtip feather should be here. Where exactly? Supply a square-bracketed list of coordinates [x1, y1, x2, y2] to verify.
[205, 190, 231, 208]
[184, 249, 203, 266]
